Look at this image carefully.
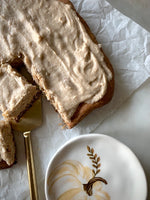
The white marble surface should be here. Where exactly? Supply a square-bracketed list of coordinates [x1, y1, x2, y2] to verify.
[94, 78, 150, 199]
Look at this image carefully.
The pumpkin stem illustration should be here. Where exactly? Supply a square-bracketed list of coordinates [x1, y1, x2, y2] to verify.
[83, 146, 108, 196]
[83, 177, 107, 196]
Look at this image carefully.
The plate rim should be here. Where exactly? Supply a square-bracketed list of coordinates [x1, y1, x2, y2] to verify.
[44, 133, 147, 200]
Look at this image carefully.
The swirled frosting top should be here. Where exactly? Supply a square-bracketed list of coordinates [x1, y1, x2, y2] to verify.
[0, 0, 112, 122]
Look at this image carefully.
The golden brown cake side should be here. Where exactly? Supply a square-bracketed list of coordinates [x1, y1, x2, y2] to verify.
[0, 120, 15, 169]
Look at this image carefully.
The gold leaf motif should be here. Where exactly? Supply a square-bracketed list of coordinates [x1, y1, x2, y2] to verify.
[96, 169, 100, 174]
[92, 169, 96, 175]
[92, 164, 97, 168]
[86, 146, 102, 177]
[94, 154, 97, 159]
[89, 156, 94, 159]
[97, 157, 100, 162]
[97, 163, 101, 168]
[91, 148, 94, 154]
[92, 160, 97, 164]
[87, 146, 91, 152]
[87, 153, 92, 156]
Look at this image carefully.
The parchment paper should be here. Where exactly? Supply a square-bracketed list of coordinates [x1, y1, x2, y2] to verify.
[0, 0, 150, 199]
[106, 0, 150, 33]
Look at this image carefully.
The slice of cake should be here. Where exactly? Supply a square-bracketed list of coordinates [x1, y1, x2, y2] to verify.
[0, 64, 39, 121]
[0, 0, 114, 128]
[23, 0, 114, 128]
[0, 120, 15, 169]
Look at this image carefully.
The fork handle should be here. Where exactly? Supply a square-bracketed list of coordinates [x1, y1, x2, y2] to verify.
[23, 131, 39, 200]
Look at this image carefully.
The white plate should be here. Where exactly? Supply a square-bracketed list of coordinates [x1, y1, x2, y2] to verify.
[45, 134, 147, 200]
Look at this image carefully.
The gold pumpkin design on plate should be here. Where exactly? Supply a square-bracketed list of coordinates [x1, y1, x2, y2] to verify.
[48, 146, 110, 200]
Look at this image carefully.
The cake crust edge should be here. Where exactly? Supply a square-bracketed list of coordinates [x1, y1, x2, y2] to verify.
[0, 159, 14, 170]
[59, 0, 114, 128]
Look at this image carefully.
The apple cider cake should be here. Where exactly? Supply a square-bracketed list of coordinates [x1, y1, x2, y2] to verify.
[0, 0, 114, 128]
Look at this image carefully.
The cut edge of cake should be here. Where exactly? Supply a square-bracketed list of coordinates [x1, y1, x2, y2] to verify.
[0, 120, 16, 169]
